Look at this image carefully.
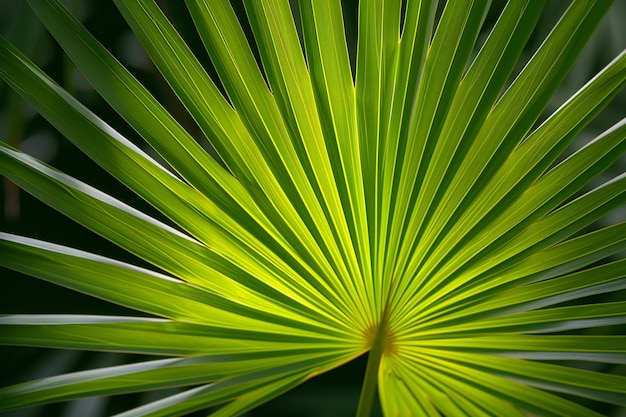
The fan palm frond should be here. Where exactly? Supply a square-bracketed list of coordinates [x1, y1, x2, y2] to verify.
[1, 0, 625, 416]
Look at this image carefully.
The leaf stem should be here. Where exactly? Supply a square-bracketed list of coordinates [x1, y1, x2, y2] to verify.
[356, 301, 391, 417]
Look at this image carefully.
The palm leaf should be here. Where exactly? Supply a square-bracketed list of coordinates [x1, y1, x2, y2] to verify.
[0, 0, 624, 416]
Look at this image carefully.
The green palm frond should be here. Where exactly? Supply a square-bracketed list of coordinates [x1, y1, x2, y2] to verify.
[0, 0, 625, 416]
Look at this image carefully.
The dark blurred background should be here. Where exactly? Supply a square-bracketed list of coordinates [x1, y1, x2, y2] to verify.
[0, 1, 624, 416]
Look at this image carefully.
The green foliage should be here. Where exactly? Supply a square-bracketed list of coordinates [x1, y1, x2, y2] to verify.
[0, 0, 625, 416]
